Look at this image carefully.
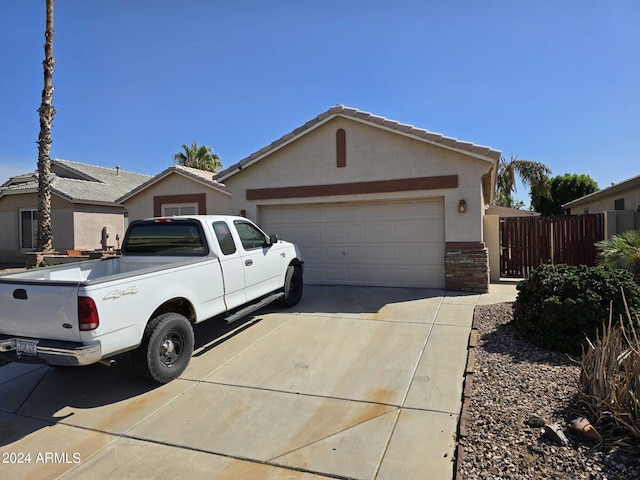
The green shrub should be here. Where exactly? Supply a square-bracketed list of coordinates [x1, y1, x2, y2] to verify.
[512, 264, 640, 353]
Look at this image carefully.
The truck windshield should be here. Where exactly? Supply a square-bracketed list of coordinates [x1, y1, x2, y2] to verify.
[122, 220, 209, 256]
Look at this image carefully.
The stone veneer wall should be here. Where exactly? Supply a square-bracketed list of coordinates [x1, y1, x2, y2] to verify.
[445, 246, 489, 293]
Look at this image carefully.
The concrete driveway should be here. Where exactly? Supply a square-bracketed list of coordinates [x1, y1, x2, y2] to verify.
[0, 284, 515, 480]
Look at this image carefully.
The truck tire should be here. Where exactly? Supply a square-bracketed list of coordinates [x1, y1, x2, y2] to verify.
[280, 265, 303, 307]
[133, 312, 194, 384]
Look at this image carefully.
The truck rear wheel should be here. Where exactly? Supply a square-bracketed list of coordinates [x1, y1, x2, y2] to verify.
[280, 265, 303, 307]
[133, 312, 194, 384]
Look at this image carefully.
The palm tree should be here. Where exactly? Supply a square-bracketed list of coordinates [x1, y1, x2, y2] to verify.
[596, 230, 640, 284]
[173, 142, 222, 173]
[495, 154, 551, 208]
[36, 0, 56, 252]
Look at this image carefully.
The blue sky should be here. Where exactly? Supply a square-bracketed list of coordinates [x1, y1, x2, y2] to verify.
[1, 1, 638, 204]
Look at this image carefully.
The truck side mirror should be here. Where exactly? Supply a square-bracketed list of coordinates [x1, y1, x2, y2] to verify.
[269, 234, 279, 245]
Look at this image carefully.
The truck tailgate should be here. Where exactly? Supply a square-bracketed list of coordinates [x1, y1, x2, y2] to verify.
[0, 282, 82, 342]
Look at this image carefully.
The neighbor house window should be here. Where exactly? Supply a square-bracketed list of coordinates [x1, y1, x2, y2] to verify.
[161, 203, 198, 216]
[20, 209, 39, 250]
[614, 198, 625, 210]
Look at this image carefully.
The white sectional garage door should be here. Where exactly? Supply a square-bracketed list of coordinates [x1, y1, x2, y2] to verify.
[260, 199, 445, 288]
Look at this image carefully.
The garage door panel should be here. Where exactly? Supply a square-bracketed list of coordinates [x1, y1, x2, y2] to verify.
[324, 246, 347, 261]
[346, 268, 368, 282]
[393, 246, 443, 264]
[304, 246, 325, 259]
[368, 246, 391, 262]
[396, 221, 443, 241]
[260, 200, 445, 288]
[365, 224, 393, 242]
[345, 225, 366, 242]
[323, 225, 344, 242]
[344, 248, 366, 261]
[305, 226, 323, 241]
[322, 267, 345, 283]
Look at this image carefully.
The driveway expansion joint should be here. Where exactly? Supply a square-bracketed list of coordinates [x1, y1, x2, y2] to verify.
[119, 434, 352, 480]
[191, 378, 404, 409]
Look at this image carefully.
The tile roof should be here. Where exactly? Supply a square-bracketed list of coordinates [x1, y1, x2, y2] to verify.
[216, 105, 501, 181]
[0, 159, 151, 205]
[117, 164, 229, 204]
[562, 172, 640, 209]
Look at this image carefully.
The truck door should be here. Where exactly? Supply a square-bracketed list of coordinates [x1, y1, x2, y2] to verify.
[233, 220, 282, 300]
[212, 221, 246, 310]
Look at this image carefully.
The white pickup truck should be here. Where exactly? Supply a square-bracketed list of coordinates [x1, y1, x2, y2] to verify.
[0, 215, 303, 383]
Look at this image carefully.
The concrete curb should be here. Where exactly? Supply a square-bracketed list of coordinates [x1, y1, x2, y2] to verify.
[454, 305, 481, 480]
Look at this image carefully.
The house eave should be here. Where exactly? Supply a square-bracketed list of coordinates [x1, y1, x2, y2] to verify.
[216, 106, 501, 183]
[563, 174, 640, 209]
[0, 186, 120, 207]
[118, 166, 230, 204]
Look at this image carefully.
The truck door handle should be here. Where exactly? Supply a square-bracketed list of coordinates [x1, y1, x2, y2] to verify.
[245, 259, 253, 266]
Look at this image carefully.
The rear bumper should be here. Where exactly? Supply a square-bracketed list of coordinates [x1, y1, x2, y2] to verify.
[0, 335, 102, 366]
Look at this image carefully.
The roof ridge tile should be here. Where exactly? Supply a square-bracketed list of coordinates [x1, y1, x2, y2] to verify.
[216, 105, 501, 180]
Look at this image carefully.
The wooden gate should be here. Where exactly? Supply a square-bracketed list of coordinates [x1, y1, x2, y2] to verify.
[499, 214, 604, 278]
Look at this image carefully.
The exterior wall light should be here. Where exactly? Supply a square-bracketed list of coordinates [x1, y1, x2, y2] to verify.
[458, 199, 466, 213]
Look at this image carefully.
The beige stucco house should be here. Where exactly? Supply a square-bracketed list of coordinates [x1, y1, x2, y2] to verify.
[0, 159, 151, 264]
[563, 173, 640, 238]
[216, 105, 501, 292]
[117, 164, 232, 221]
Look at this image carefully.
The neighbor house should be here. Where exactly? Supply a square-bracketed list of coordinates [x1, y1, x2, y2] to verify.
[0, 159, 151, 264]
[216, 105, 502, 292]
[563, 173, 640, 238]
[117, 164, 232, 221]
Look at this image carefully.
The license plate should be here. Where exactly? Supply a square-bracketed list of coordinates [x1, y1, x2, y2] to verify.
[16, 339, 38, 356]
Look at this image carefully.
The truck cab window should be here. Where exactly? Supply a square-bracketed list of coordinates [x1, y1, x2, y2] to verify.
[213, 221, 237, 255]
[234, 221, 267, 250]
[122, 221, 208, 255]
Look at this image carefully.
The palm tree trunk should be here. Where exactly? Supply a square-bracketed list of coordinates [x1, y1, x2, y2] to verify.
[37, 0, 56, 252]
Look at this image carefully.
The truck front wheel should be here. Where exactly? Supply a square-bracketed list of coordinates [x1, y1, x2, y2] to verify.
[133, 312, 194, 384]
[280, 265, 303, 307]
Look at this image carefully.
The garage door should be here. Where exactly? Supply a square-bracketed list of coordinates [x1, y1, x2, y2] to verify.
[260, 199, 445, 288]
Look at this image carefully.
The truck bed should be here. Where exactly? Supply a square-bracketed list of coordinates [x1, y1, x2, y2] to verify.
[0, 256, 208, 285]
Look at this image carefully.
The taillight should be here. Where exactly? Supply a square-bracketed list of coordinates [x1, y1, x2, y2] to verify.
[78, 296, 100, 331]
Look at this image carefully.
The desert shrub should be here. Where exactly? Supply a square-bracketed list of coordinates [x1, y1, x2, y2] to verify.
[577, 300, 640, 448]
[512, 264, 640, 353]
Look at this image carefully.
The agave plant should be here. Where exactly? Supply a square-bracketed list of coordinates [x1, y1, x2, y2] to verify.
[597, 230, 640, 284]
[578, 295, 640, 449]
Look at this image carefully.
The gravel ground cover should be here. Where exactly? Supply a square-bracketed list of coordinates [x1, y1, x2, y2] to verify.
[457, 302, 640, 480]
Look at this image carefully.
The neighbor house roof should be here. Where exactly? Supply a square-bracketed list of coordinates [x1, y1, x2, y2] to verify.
[0, 159, 151, 205]
[117, 164, 230, 204]
[216, 105, 502, 182]
[562, 172, 640, 209]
